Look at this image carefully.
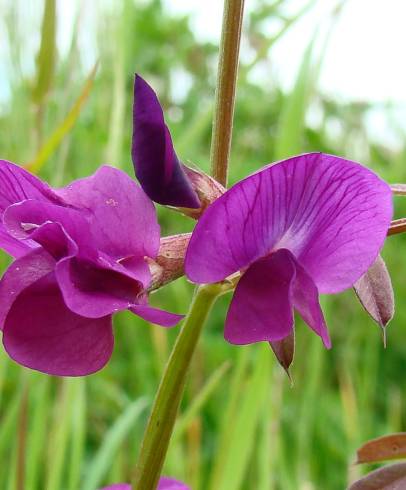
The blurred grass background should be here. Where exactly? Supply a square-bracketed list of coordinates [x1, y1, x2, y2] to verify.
[1, 1, 406, 489]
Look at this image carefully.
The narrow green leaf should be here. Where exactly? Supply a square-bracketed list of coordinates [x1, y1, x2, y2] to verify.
[174, 361, 230, 439]
[274, 38, 316, 160]
[25, 376, 51, 490]
[208, 349, 249, 490]
[82, 397, 148, 490]
[67, 379, 87, 490]
[214, 346, 271, 490]
[32, 0, 56, 104]
[27, 62, 98, 173]
[46, 380, 75, 490]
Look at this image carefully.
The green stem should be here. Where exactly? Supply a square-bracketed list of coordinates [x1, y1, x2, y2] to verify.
[132, 1, 245, 486]
[132, 284, 222, 489]
[210, 0, 245, 187]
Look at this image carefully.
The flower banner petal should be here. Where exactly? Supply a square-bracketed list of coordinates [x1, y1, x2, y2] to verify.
[0, 160, 61, 212]
[186, 153, 392, 292]
[56, 165, 160, 259]
[3, 274, 113, 376]
[225, 249, 296, 344]
[0, 160, 61, 257]
[132, 75, 200, 208]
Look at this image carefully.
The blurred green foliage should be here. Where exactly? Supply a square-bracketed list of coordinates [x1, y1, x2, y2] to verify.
[1, 1, 406, 489]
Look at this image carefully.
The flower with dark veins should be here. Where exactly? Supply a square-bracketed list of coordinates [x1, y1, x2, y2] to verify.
[185, 153, 393, 348]
[0, 160, 183, 376]
[132, 74, 201, 209]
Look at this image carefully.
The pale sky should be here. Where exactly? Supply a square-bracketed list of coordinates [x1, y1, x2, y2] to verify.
[1, 0, 405, 145]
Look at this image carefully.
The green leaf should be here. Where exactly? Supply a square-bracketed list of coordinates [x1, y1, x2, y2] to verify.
[32, 0, 56, 104]
[213, 346, 271, 490]
[82, 397, 148, 490]
[27, 62, 98, 174]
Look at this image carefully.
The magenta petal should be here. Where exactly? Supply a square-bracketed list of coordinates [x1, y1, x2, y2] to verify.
[98, 486, 130, 490]
[158, 477, 190, 489]
[290, 254, 331, 348]
[55, 257, 146, 318]
[98, 478, 189, 490]
[0, 227, 37, 258]
[29, 222, 78, 260]
[185, 153, 392, 292]
[130, 304, 184, 327]
[0, 160, 60, 210]
[0, 248, 55, 330]
[132, 75, 200, 209]
[0, 160, 61, 257]
[3, 274, 113, 376]
[56, 165, 160, 260]
[4, 199, 94, 257]
[225, 250, 296, 344]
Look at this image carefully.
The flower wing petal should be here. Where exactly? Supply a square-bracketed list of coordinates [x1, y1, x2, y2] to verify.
[0, 248, 55, 330]
[132, 75, 200, 208]
[290, 254, 331, 348]
[55, 256, 148, 318]
[130, 304, 184, 327]
[55, 165, 160, 259]
[2, 274, 113, 376]
[225, 249, 295, 344]
[186, 153, 392, 291]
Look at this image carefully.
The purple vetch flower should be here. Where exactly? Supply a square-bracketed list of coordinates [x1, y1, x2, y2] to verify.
[0, 160, 183, 376]
[99, 476, 190, 490]
[185, 153, 393, 347]
[132, 74, 200, 209]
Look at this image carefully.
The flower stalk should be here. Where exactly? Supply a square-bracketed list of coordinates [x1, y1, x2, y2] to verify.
[210, 0, 245, 187]
[132, 1, 245, 487]
[131, 284, 223, 489]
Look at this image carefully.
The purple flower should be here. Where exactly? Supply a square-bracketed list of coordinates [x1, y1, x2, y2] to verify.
[132, 74, 200, 209]
[0, 160, 183, 376]
[99, 476, 189, 490]
[185, 153, 392, 347]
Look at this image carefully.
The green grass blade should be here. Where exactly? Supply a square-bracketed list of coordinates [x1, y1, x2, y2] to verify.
[32, 0, 56, 104]
[46, 380, 75, 490]
[174, 361, 230, 440]
[82, 397, 148, 490]
[67, 378, 87, 490]
[214, 346, 271, 490]
[25, 376, 51, 490]
[27, 62, 98, 174]
[274, 38, 316, 160]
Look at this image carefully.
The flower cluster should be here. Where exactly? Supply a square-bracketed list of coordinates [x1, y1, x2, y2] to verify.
[0, 75, 394, 377]
[0, 160, 182, 376]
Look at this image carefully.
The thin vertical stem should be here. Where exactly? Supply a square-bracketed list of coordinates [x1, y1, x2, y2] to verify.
[210, 0, 245, 186]
[132, 1, 245, 487]
[132, 284, 222, 489]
